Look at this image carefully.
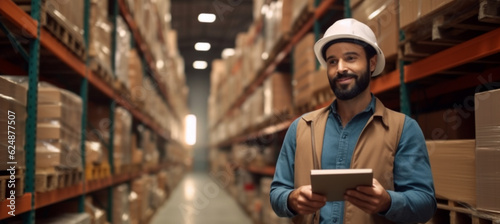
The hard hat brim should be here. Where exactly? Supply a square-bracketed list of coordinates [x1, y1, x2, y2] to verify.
[313, 34, 385, 77]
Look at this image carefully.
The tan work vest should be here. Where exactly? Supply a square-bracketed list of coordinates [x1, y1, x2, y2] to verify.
[293, 98, 405, 224]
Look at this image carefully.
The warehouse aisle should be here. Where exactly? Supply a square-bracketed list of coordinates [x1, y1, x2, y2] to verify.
[150, 172, 253, 224]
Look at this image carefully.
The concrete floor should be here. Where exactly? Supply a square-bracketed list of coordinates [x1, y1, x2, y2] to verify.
[150, 172, 253, 224]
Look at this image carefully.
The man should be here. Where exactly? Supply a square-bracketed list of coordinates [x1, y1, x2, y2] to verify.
[270, 18, 436, 224]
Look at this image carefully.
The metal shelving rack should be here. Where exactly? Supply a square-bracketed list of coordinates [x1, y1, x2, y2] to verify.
[0, 0, 184, 222]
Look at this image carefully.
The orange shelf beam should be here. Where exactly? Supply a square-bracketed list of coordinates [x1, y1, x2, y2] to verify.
[0, 193, 32, 220]
[35, 183, 84, 209]
[405, 27, 500, 83]
[86, 177, 113, 193]
[40, 29, 86, 76]
[371, 69, 400, 94]
[0, 0, 37, 38]
[412, 66, 500, 102]
[247, 165, 276, 176]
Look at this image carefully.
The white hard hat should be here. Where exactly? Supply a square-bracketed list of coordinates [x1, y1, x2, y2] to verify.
[313, 18, 385, 77]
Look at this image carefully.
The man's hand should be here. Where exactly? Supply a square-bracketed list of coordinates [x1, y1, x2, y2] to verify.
[344, 178, 391, 214]
[288, 185, 327, 215]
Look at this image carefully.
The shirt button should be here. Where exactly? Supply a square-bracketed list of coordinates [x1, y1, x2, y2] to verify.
[333, 217, 338, 223]
[342, 134, 347, 139]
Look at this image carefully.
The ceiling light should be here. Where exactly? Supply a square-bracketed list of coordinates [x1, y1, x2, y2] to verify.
[195, 42, 211, 51]
[221, 48, 235, 59]
[198, 13, 216, 23]
[193, 61, 208, 69]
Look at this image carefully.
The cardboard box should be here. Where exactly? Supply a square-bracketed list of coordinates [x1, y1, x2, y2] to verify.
[84, 197, 107, 224]
[353, 0, 399, 59]
[0, 95, 26, 151]
[293, 72, 314, 107]
[36, 142, 62, 169]
[0, 143, 25, 170]
[264, 72, 292, 118]
[475, 89, 500, 213]
[426, 140, 476, 207]
[113, 184, 130, 224]
[85, 141, 103, 165]
[0, 76, 27, 106]
[38, 85, 82, 132]
[399, 0, 433, 29]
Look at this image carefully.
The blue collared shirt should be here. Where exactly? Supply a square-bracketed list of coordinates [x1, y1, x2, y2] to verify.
[270, 96, 436, 223]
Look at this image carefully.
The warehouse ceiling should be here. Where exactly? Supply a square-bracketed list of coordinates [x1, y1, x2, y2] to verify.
[170, 0, 254, 77]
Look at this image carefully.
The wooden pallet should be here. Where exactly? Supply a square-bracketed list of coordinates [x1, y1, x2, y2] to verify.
[13, 0, 86, 60]
[35, 167, 83, 192]
[89, 58, 114, 87]
[112, 79, 130, 101]
[85, 163, 111, 181]
[399, 0, 500, 62]
[35, 171, 58, 192]
[0, 167, 25, 201]
[55, 168, 83, 189]
[425, 199, 500, 224]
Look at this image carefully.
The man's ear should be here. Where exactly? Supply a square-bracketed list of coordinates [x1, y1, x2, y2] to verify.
[369, 55, 377, 73]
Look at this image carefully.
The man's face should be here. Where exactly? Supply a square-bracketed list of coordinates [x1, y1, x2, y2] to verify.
[324, 42, 376, 100]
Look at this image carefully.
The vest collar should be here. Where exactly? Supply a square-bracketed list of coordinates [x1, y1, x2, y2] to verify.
[301, 96, 390, 128]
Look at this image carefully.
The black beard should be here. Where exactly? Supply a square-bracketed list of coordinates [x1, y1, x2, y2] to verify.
[329, 67, 370, 100]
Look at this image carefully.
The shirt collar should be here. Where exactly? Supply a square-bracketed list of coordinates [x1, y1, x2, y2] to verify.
[330, 93, 376, 116]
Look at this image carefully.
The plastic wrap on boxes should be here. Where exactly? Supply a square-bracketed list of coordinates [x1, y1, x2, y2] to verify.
[475, 89, 500, 213]
[352, 0, 399, 59]
[113, 184, 131, 224]
[89, 0, 112, 72]
[36, 141, 81, 169]
[37, 121, 81, 151]
[115, 16, 131, 89]
[426, 140, 476, 207]
[0, 143, 25, 170]
[114, 107, 132, 166]
[84, 196, 107, 224]
[0, 75, 28, 106]
[129, 191, 140, 224]
[38, 83, 83, 134]
[264, 72, 292, 120]
[45, 0, 84, 36]
[128, 49, 144, 105]
[85, 141, 103, 165]
[0, 94, 26, 152]
[132, 176, 151, 221]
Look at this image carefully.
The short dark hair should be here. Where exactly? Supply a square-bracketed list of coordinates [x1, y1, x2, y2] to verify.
[321, 38, 377, 61]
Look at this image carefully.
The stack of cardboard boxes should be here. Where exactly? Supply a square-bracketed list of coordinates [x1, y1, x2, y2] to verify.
[36, 84, 83, 170]
[426, 140, 476, 207]
[89, 0, 112, 77]
[352, 0, 399, 61]
[293, 33, 317, 107]
[113, 107, 132, 173]
[474, 89, 500, 213]
[0, 76, 27, 171]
